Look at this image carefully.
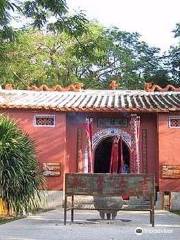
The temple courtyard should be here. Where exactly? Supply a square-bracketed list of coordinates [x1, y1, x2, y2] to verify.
[0, 209, 180, 240]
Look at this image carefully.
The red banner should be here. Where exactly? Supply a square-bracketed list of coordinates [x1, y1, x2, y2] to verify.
[84, 118, 93, 173]
[110, 137, 124, 173]
[110, 136, 119, 173]
[130, 114, 141, 173]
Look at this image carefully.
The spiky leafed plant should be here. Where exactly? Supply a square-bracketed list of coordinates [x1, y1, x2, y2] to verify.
[0, 115, 44, 215]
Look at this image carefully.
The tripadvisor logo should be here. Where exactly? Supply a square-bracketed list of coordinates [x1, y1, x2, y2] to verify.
[135, 227, 143, 235]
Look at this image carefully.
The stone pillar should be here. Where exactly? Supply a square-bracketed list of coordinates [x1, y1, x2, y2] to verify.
[130, 114, 141, 173]
[77, 128, 84, 172]
[170, 192, 180, 210]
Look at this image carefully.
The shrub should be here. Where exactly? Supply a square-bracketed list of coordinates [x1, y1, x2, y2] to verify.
[0, 115, 44, 215]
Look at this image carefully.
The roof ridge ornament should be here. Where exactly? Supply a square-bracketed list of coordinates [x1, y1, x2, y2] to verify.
[144, 82, 180, 92]
[28, 83, 84, 91]
[4, 84, 13, 90]
[3, 83, 84, 92]
[109, 80, 119, 90]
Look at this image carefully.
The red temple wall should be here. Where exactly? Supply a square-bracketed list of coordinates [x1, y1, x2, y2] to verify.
[0, 109, 66, 190]
[140, 113, 158, 184]
[2, 109, 180, 192]
[66, 112, 159, 185]
[158, 112, 180, 192]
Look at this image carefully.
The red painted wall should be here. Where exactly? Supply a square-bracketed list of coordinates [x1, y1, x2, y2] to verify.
[158, 113, 180, 192]
[0, 109, 66, 190]
[66, 112, 159, 185]
[140, 113, 158, 184]
[3, 109, 180, 192]
[66, 113, 86, 173]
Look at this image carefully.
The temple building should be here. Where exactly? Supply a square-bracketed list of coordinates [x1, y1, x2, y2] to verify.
[0, 84, 180, 209]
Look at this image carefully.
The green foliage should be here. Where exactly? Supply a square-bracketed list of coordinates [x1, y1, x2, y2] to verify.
[168, 46, 180, 85]
[23, 0, 88, 36]
[0, 0, 88, 42]
[0, 0, 88, 86]
[0, 23, 166, 89]
[0, 0, 19, 41]
[0, 0, 179, 89]
[0, 115, 44, 215]
[0, 0, 16, 25]
[173, 23, 180, 38]
[147, 69, 171, 87]
[163, 23, 180, 85]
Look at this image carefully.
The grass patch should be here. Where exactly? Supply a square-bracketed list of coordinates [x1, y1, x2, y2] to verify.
[30, 207, 55, 215]
[0, 208, 55, 225]
[0, 216, 23, 225]
[170, 210, 180, 216]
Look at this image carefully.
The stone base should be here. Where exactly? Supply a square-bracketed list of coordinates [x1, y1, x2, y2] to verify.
[38, 190, 63, 209]
[155, 192, 163, 210]
[37, 191, 180, 211]
[170, 192, 180, 210]
[154, 192, 180, 210]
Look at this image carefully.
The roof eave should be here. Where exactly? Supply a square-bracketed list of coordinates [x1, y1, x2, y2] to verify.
[0, 105, 179, 113]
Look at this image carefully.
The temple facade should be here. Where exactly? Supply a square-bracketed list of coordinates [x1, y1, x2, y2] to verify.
[0, 88, 180, 209]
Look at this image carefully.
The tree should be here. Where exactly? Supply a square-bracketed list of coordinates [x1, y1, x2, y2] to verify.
[146, 69, 171, 87]
[0, 115, 44, 215]
[0, 0, 19, 41]
[73, 26, 163, 89]
[0, 22, 165, 89]
[0, 0, 88, 87]
[24, 0, 87, 37]
[173, 23, 180, 38]
[0, 0, 87, 42]
[168, 47, 180, 85]
[163, 23, 180, 85]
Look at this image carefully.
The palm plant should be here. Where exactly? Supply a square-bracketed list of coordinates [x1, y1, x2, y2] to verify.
[0, 115, 44, 215]
[0, 1, 21, 41]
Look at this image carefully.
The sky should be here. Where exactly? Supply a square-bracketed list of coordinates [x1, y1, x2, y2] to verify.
[67, 0, 180, 51]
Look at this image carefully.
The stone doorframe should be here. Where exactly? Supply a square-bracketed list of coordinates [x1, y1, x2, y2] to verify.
[83, 114, 140, 173]
[83, 128, 131, 173]
[92, 128, 132, 151]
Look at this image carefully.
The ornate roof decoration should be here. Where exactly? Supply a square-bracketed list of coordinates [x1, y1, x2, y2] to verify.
[3, 83, 84, 92]
[109, 81, 119, 90]
[144, 82, 180, 92]
[0, 89, 179, 112]
[4, 84, 13, 90]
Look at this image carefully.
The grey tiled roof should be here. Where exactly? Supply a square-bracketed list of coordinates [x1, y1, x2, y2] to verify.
[0, 89, 180, 112]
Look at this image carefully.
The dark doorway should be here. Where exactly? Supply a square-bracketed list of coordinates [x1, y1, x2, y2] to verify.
[94, 136, 130, 173]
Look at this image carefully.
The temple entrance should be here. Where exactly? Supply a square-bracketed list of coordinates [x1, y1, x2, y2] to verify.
[94, 136, 130, 173]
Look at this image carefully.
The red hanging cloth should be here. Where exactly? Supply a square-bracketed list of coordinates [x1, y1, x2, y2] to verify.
[110, 136, 125, 173]
[119, 138, 123, 173]
[110, 136, 119, 173]
[110, 136, 129, 200]
[130, 114, 141, 173]
[84, 118, 93, 173]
